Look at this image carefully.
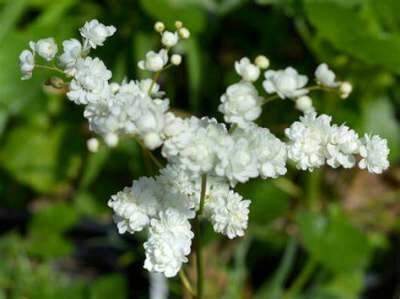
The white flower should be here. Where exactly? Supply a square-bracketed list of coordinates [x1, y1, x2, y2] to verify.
[315, 63, 340, 88]
[108, 177, 162, 234]
[138, 49, 168, 72]
[359, 134, 389, 174]
[235, 57, 260, 82]
[144, 209, 193, 277]
[205, 190, 250, 239]
[30, 38, 58, 61]
[242, 125, 287, 179]
[157, 164, 199, 207]
[67, 57, 112, 105]
[19, 50, 34, 80]
[285, 112, 332, 170]
[215, 135, 259, 184]
[219, 81, 263, 128]
[59, 39, 82, 76]
[161, 31, 179, 48]
[80, 19, 116, 49]
[162, 117, 229, 176]
[326, 124, 359, 168]
[263, 67, 308, 99]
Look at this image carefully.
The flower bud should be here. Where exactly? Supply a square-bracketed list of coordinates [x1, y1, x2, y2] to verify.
[171, 54, 182, 65]
[87, 138, 99, 152]
[154, 21, 165, 33]
[255, 55, 269, 69]
[295, 96, 313, 112]
[104, 132, 119, 147]
[175, 21, 183, 29]
[143, 132, 162, 149]
[178, 27, 190, 39]
[339, 81, 352, 99]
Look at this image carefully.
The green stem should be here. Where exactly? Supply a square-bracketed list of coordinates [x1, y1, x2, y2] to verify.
[283, 259, 317, 299]
[148, 71, 161, 96]
[179, 270, 196, 297]
[35, 64, 65, 75]
[135, 138, 163, 168]
[194, 174, 207, 299]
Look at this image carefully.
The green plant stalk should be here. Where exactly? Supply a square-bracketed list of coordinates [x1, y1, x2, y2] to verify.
[179, 269, 196, 297]
[283, 258, 317, 299]
[194, 174, 207, 299]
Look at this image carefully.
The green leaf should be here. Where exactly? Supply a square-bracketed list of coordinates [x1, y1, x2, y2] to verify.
[361, 97, 400, 162]
[28, 202, 78, 258]
[139, 0, 206, 33]
[80, 148, 110, 189]
[304, 0, 400, 73]
[90, 274, 127, 299]
[0, 124, 82, 193]
[297, 209, 371, 273]
[238, 179, 290, 225]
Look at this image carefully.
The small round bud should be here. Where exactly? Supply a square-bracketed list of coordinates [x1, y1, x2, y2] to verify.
[339, 81, 352, 99]
[143, 132, 162, 150]
[154, 21, 165, 33]
[178, 27, 190, 39]
[171, 54, 182, 65]
[175, 21, 183, 29]
[87, 138, 100, 153]
[295, 96, 313, 112]
[110, 82, 120, 93]
[255, 55, 269, 69]
[104, 132, 119, 147]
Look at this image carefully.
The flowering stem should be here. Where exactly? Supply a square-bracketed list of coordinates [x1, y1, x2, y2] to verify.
[148, 71, 161, 96]
[179, 270, 196, 297]
[194, 174, 207, 299]
[35, 64, 65, 75]
[135, 138, 163, 168]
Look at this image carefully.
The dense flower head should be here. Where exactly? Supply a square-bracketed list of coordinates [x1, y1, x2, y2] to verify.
[219, 81, 263, 128]
[242, 125, 287, 179]
[67, 57, 112, 105]
[359, 134, 390, 174]
[285, 112, 333, 170]
[205, 190, 250, 239]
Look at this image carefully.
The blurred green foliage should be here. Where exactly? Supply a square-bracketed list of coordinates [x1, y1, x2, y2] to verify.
[0, 0, 399, 298]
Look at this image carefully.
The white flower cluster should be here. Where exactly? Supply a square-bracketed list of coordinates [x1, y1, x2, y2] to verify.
[20, 20, 391, 278]
[108, 165, 250, 277]
[285, 112, 389, 173]
[19, 19, 189, 149]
